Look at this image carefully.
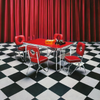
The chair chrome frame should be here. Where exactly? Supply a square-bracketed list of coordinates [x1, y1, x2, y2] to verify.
[64, 42, 86, 75]
[26, 45, 49, 78]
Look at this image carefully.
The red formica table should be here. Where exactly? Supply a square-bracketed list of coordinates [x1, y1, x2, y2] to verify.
[24, 39, 73, 71]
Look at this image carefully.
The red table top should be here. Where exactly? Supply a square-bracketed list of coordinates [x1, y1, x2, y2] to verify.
[24, 39, 73, 49]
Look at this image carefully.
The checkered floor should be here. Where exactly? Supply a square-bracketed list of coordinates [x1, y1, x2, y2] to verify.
[0, 42, 100, 100]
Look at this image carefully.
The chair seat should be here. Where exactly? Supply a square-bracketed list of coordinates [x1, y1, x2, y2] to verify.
[31, 56, 48, 63]
[18, 46, 25, 51]
[65, 56, 81, 63]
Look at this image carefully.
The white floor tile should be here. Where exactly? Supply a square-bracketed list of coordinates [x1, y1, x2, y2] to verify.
[60, 77, 78, 88]
[80, 76, 99, 87]
[6, 46, 16, 50]
[86, 47, 95, 50]
[0, 55, 10, 60]
[21, 68, 36, 76]
[92, 67, 100, 74]
[17, 77, 36, 89]
[62, 89, 86, 100]
[95, 55, 100, 59]
[0, 60, 6, 65]
[0, 77, 14, 89]
[86, 60, 99, 66]
[83, 55, 93, 60]
[36, 90, 60, 100]
[2, 68, 18, 76]
[39, 68, 55, 76]
[0, 90, 7, 100]
[38, 77, 57, 88]
[90, 50, 99, 54]
[88, 88, 100, 100]
[9, 90, 34, 100]
[2, 50, 13, 54]
[8, 60, 22, 67]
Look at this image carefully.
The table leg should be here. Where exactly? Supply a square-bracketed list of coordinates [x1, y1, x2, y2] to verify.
[56, 49, 57, 71]
[70, 46, 72, 55]
[47, 48, 48, 57]
[59, 49, 61, 70]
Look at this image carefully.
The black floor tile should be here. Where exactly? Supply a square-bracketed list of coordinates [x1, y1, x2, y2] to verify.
[0, 52, 5, 55]
[87, 72, 100, 80]
[69, 71, 85, 81]
[8, 72, 26, 82]
[50, 83, 70, 96]
[31, 98, 38, 100]
[3, 58, 15, 63]
[73, 82, 93, 96]
[14, 64, 28, 71]
[30, 72, 46, 82]
[97, 64, 100, 68]
[95, 82, 100, 90]
[86, 52, 97, 56]
[1, 83, 23, 97]
[49, 72, 66, 81]
[0, 48, 8, 51]
[0, 64, 11, 71]
[58, 98, 65, 100]
[4, 98, 10, 100]
[82, 58, 89, 63]
[26, 83, 46, 97]
[84, 64, 95, 70]
[91, 57, 100, 63]
[85, 97, 93, 100]
[7, 52, 17, 56]
[0, 72, 6, 79]
[50, 57, 60, 63]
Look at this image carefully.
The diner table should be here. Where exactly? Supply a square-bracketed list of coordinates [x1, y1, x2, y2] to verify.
[24, 39, 73, 71]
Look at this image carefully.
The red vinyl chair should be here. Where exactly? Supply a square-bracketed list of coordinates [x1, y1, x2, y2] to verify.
[54, 33, 63, 42]
[64, 42, 86, 75]
[15, 35, 25, 61]
[27, 45, 49, 78]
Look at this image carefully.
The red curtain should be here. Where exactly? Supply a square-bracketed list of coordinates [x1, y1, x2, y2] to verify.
[0, 0, 100, 42]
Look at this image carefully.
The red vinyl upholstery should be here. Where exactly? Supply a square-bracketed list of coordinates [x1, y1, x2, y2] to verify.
[27, 45, 48, 63]
[18, 46, 25, 51]
[15, 35, 25, 46]
[76, 42, 85, 56]
[65, 42, 85, 63]
[65, 56, 81, 63]
[31, 56, 48, 64]
[64, 42, 86, 75]
[27, 45, 48, 77]
[54, 33, 63, 40]
[15, 35, 26, 61]
[27, 45, 40, 59]
[15, 35, 25, 51]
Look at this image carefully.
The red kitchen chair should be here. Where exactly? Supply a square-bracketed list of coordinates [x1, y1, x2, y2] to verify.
[27, 45, 49, 78]
[50, 33, 63, 56]
[54, 33, 63, 41]
[15, 35, 26, 61]
[64, 42, 86, 75]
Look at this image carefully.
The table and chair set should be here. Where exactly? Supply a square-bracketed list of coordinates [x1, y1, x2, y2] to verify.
[15, 34, 86, 78]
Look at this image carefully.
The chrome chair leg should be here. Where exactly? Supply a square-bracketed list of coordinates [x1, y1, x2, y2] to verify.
[35, 64, 41, 78]
[46, 60, 49, 72]
[82, 64, 86, 74]
[26, 61, 31, 75]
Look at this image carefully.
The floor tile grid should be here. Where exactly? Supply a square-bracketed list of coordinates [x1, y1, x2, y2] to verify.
[0, 42, 100, 100]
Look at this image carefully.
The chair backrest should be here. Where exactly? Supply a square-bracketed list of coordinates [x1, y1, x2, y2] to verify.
[15, 35, 25, 45]
[76, 42, 85, 56]
[54, 33, 63, 40]
[27, 45, 40, 59]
